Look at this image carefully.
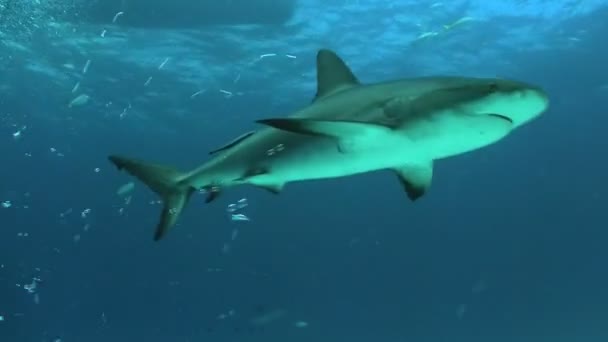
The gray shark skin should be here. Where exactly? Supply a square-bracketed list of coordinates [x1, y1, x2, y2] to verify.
[109, 49, 549, 241]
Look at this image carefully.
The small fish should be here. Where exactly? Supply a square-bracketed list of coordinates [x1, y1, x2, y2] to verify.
[294, 320, 309, 328]
[68, 94, 90, 108]
[231, 214, 250, 221]
[116, 182, 135, 196]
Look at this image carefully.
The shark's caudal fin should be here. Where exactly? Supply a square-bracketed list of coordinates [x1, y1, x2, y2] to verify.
[108, 155, 195, 241]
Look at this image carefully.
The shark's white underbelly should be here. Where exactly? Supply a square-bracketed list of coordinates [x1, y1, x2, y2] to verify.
[246, 119, 512, 187]
[248, 139, 419, 186]
[205, 110, 514, 190]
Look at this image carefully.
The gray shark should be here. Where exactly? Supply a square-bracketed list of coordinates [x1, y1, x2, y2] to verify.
[109, 49, 549, 241]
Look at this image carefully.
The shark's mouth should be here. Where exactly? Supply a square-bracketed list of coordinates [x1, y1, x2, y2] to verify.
[487, 113, 513, 123]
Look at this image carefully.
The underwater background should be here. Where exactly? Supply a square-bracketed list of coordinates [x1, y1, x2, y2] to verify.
[1, 0, 608, 341]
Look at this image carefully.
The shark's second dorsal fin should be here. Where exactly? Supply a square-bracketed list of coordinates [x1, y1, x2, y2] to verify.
[314, 49, 360, 102]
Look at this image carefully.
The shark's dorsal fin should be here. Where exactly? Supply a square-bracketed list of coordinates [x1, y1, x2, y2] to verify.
[314, 49, 360, 101]
[209, 131, 256, 155]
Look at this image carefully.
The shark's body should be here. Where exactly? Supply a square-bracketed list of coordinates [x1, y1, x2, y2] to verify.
[109, 49, 549, 241]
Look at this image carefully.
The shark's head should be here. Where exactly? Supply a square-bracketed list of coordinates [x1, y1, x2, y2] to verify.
[401, 77, 549, 159]
[441, 78, 549, 128]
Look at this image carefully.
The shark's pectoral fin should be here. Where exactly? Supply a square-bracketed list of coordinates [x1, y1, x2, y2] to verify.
[256, 118, 392, 153]
[394, 162, 434, 201]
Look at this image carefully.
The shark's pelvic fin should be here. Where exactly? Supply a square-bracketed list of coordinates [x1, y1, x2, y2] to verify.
[209, 131, 256, 155]
[234, 166, 269, 182]
[314, 49, 360, 101]
[257, 118, 391, 153]
[256, 182, 284, 194]
[393, 162, 434, 201]
[108, 155, 195, 241]
[233, 167, 283, 193]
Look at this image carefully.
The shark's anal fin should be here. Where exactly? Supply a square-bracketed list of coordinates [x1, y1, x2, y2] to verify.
[256, 118, 392, 153]
[108, 155, 194, 241]
[209, 131, 256, 155]
[394, 162, 434, 201]
[313, 49, 360, 101]
[204, 186, 221, 203]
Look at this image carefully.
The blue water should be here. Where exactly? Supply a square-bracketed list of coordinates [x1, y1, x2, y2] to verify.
[2, 1, 608, 341]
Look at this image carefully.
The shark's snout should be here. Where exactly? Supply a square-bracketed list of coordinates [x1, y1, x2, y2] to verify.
[508, 87, 549, 127]
[526, 87, 550, 111]
[471, 83, 549, 129]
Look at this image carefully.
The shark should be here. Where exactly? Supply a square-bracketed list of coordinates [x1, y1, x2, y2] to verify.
[108, 49, 549, 241]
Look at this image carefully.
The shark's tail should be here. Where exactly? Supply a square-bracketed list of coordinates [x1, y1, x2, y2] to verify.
[108, 155, 195, 241]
